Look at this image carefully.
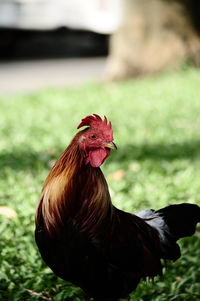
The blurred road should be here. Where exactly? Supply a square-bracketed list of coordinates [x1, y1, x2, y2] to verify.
[0, 57, 107, 95]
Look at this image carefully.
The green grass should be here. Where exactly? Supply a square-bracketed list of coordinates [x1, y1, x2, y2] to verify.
[0, 67, 200, 301]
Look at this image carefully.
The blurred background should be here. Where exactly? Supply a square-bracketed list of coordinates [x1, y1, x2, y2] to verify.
[0, 0, 200, 94]
[0, 0, 121, 94]
[1, 1, 200, 300]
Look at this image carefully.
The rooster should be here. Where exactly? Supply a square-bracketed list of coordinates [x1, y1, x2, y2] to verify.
[35, 114, 200, 301]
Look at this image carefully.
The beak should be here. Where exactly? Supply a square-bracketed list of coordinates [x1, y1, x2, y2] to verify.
[104, 142, 117, 150]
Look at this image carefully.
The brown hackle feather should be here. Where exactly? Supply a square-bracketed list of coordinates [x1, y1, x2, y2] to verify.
[35, 131, 112, 237]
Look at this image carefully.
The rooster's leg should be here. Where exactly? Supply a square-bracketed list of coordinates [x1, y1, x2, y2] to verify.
[121, 297, 130, 301]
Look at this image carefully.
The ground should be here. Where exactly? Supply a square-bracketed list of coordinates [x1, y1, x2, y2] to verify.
[0, 57, 106, 95]
[0, 67, 200, 300]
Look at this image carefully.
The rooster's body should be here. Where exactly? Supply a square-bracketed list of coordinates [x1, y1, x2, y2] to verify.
[35, 114, 200, 301]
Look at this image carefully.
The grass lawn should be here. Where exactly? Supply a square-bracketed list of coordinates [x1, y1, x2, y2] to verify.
[0, 67, 200, 301]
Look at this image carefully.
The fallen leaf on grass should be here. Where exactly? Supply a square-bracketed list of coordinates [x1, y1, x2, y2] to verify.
[129, 162, 141, 172]
[48, 160, 56, 168]
[108, 170, 125, 181]
[0, 206, 17, 218]
[46, 148, 57, 155]
[27, 290, 52, 301]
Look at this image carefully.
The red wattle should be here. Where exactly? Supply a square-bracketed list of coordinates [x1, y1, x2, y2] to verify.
[88, 148, 110, 168]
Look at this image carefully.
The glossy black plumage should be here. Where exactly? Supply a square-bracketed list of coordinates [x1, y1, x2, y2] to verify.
[36, 207, 161, 300]
[36, 200, 200, 300]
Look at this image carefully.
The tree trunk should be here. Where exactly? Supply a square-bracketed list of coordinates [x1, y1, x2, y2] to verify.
[106, 0, 200, 80]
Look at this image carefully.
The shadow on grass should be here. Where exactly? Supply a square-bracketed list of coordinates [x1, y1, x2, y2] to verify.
[1, 139, 200, 172]
[110, 139, 200, 163]
[0, 148, 62, 172]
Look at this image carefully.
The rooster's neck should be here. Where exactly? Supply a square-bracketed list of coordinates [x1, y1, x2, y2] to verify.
[36, 138, 113, 237]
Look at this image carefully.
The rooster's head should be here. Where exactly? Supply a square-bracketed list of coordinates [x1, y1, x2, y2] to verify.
[77, 114, 117, 168]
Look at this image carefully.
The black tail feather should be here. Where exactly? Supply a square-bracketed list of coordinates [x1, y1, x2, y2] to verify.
[156, 203, 200, 240]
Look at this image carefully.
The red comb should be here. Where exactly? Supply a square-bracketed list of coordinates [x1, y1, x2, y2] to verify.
[77, 114, 113, 140]
[77, 114, 111, 130]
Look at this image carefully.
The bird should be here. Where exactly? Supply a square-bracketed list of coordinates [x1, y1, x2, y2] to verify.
[35, 114, 200, 301]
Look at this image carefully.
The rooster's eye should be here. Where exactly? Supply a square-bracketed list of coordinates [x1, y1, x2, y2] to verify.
[90, 134, 96, 140]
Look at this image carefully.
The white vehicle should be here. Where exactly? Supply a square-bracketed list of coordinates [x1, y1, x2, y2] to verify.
[0, 0, 121, 34]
